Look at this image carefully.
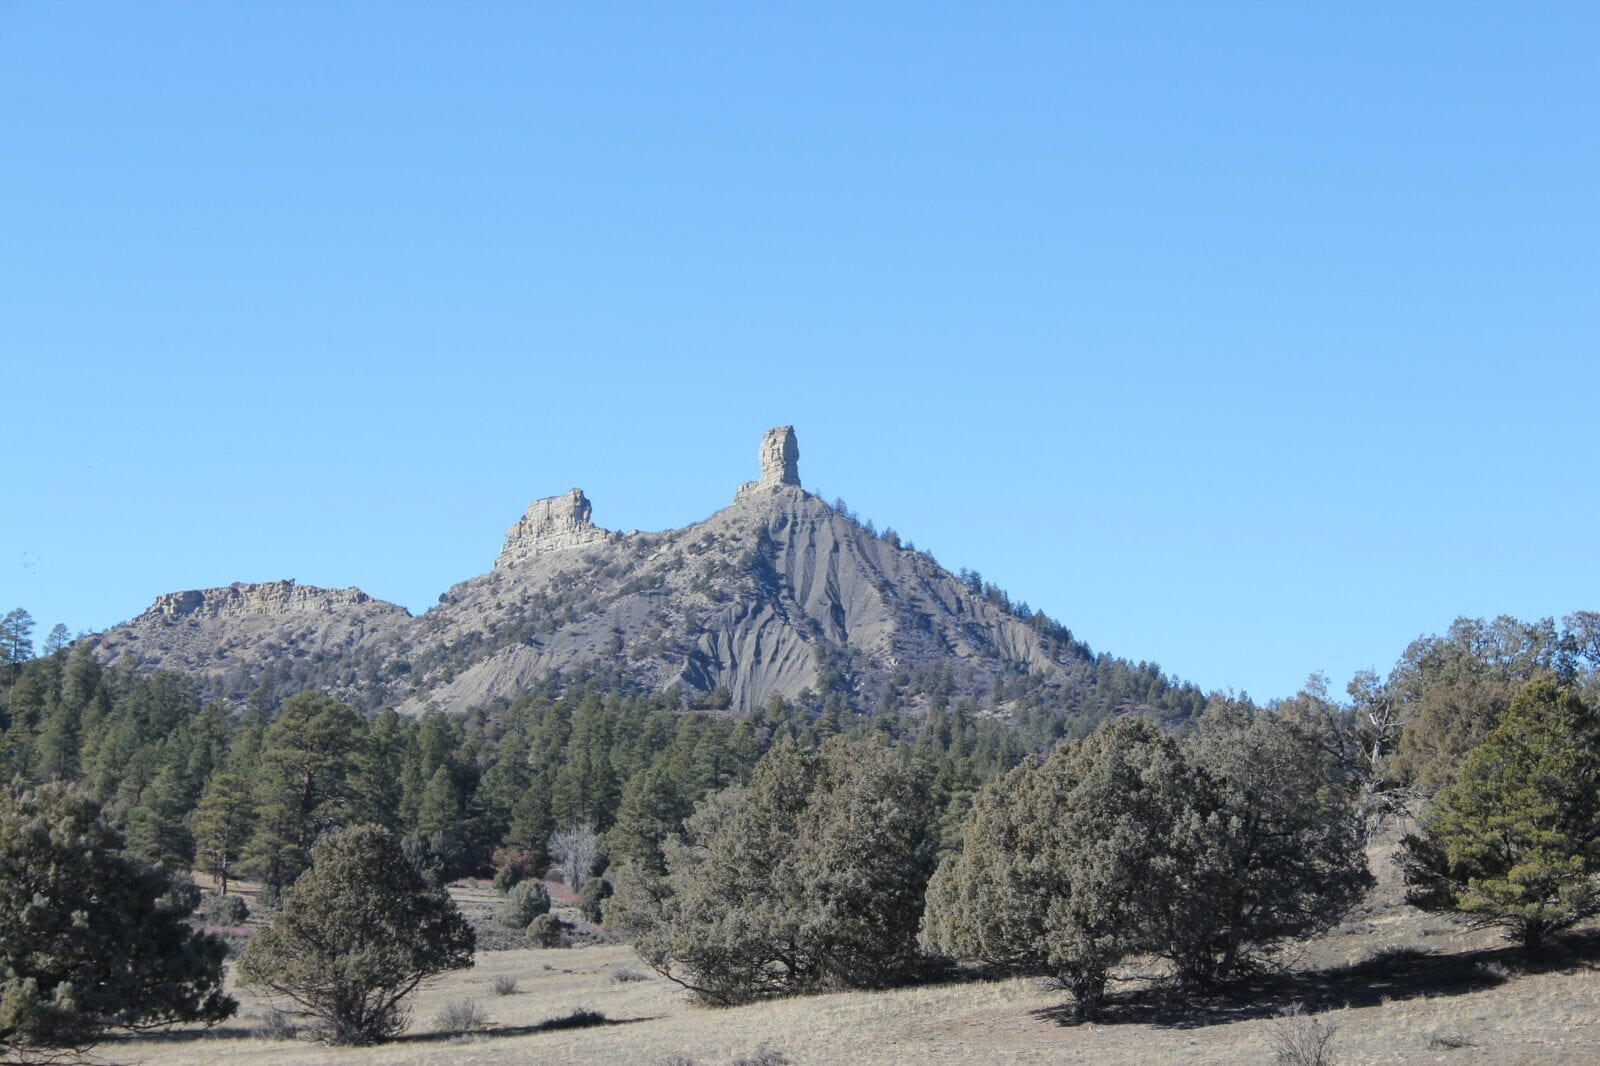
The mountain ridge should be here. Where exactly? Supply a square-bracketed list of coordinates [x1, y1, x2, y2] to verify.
[89, 428, 1191, 724]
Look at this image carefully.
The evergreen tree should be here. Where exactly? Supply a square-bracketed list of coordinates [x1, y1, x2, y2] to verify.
[0, 783, 234, 1059]
[0, 608, 34, 674]
[238, 824, 474, 1044]
[192, 769, 257, 894]
[608, 761, 691, 873]
[1401, 680, 1600, 948]
[124, 763, 197, 871]
[920, 718, 1191, 1021]
[242, 693, 367, 891]
[610, 735, 934, 1004]
[1168, 698, 1372, 985]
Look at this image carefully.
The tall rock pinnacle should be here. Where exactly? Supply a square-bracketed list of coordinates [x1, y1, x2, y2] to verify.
[758, 425, 800, 487]
[736, 426, 801, 500]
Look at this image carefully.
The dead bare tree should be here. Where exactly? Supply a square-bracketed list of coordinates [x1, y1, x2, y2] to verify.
[548, 824, 600, 889]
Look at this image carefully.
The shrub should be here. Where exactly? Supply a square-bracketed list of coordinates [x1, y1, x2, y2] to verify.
[0, 784, 235, 1061]
[434, 999, 488, 1033]
[198, 891, 251, 925]
[491, 974, 518, 996]
[491, 846, 540, 895]
[492, 864, 521, 895]
[1270, 1004, 1338, 1065]
[578, 876, 613, 924]
[920, 719, 1193, 1021]
[1171, 699, 1373, 986]
[731, 1046, 791, 1065]
[237, 824, 475, 1045]
[535, 1006, 607, 1031]
[921, 710, 1371, 1021]
[610, 735, 934, 1005]
[526, 913, 572, 948]
[610, 967, 648, 983]
[498, 880, 552, 928]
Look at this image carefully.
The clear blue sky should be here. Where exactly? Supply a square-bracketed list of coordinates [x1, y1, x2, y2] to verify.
[4, 3, 1596, 702]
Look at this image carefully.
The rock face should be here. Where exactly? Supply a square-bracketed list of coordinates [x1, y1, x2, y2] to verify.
[142, 580, 388, 619]
[736, 425, 801, 499]
[90, 427, 1078, 716]
[92, 581, 412, 708]
[496, 489, 615, 567]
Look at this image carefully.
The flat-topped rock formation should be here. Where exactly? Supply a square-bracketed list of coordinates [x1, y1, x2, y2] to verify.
[495, 489, 617, 567]
[140, 580, 400, 620]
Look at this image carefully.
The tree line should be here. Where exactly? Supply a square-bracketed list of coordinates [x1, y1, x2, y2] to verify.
[3, 606, 1600, 1041]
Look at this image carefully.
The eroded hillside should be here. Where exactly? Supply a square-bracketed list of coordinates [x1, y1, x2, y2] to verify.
[89, 428, 1150, 718]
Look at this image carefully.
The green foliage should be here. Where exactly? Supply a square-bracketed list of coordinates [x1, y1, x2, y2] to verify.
[1169, 698, 1374, 985]
[192, 769, 256, 895]
[920, 718, 1193, 1020]
[1379, 615, 1582, 789]
[498, 880, 552, 929]
[1400, 680, 1600, 948]
[610, 734, 935, 1005]
[242, 693, 368, 890]
[0, 783, 234, 1059]
[0, 609, 34, 673]
[492, 863, 521, 895]
[237, 824, 475, 1045]
[525, 913, 572, 948]
[123, 763, 196, 872]
[578, 875, 613, 924]
[921, 712, 1370, 1018]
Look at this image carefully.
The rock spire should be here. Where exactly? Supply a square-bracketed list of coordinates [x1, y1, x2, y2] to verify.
[737, 426, 801, 499]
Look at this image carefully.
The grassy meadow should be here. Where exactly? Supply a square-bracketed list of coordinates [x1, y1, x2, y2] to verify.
[117, 838, 1600, 1066]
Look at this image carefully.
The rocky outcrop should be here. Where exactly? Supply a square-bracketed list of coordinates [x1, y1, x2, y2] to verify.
[91, 426, 1079, 717]
[138, 580, 401, 621]
[495, 488, 616, 567]
[736, 425, 801, 499]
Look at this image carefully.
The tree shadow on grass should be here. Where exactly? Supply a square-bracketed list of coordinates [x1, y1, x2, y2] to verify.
[1033, 929, 1600, 1029]
[104, 1009, 661, 1049]
[399, 1010, 661, 1043]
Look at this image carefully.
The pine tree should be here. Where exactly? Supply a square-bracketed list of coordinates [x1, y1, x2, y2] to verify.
[242, 693, 367, 891]
[1401, 680, 1600, 948]
[193, 769, 257, 894]
[124, 763, 196, 871]
[0, 783, 234, 1059]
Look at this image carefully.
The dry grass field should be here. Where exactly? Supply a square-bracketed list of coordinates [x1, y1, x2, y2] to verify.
[115, 842, 1600, 1066]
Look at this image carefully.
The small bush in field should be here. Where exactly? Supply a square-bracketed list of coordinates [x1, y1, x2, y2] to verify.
[526, 913, 572, 948]
[434, 999, 488, 1033]
[1271, 1005, 1338, 1066]
[611, 967, 648, 983]
[199, 892, 250, 925]
[578, 876, 613, 924]
[498, 880, 551, 929]
[732, 1046, 791, 1066]
[536, 1006, 607, 1030]
[491, 974, 518, 996]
